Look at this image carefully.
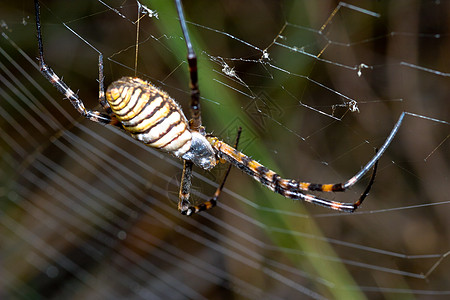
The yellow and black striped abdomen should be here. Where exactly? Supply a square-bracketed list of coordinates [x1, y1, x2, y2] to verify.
[106, 77, 192, 157]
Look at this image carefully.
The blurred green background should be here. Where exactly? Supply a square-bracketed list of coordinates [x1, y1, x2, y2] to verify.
[0, 0, 449, 299]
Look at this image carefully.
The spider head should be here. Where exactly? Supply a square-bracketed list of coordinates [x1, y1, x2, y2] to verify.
[181, 131, 217, 170]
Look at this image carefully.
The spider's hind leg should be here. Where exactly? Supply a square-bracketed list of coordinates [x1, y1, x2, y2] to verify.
[34, 0, 117, 127]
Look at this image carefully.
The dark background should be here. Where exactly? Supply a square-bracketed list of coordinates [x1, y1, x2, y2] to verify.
[1, 0, 449, 299]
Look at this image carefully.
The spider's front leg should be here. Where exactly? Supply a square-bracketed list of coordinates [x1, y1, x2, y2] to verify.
[175, 0, 201, 131]
[208, 138, 379, 212]
[178, 128, 242, 216]
[178, 159, 223, 216]
[175, 0, 241, 215]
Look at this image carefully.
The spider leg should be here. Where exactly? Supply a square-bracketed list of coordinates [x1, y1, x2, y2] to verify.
[350, 152, 378, 209]
[180, 128, 242, 215]
[96, 52, 121, 127]
[205, 113, 417, 212]
[295, 154, 378, 212]
[175, 0, 201, 131]
[97, 52, 112, 114]
[174, 0, 204, 215]
[178, 160, 194, 213]
[207, 134, 383, 212]
[209, 111, 448, 212]
[34, 0, 119, 127]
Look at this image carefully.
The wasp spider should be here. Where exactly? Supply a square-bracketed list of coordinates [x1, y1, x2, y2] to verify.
[34, 0, 398, 216]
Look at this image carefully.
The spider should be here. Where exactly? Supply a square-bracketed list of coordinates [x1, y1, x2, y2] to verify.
[34, 0, 405, 216]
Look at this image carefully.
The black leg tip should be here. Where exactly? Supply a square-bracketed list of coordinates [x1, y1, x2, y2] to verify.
[180, 207, 195, 216]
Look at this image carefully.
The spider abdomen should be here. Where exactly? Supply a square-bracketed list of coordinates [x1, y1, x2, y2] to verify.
[106, 77, 192, 157]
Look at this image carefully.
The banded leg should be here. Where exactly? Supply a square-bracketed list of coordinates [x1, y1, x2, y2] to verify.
[180, 128, 243, 215]
[34, 0, 118, 126]
[350, 150, 378, 209]
[178, 160, 194, 213]
[175, 0, 201, 131]
[208, 137, 378, 212]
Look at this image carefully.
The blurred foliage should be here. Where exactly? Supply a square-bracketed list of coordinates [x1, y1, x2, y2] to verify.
[0, 0, 449, 299]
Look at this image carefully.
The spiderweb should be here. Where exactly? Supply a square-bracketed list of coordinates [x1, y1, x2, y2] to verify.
[1, 1, 449, 299]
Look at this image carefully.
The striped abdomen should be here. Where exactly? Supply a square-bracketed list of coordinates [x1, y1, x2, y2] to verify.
[106, 77, 192, 157]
